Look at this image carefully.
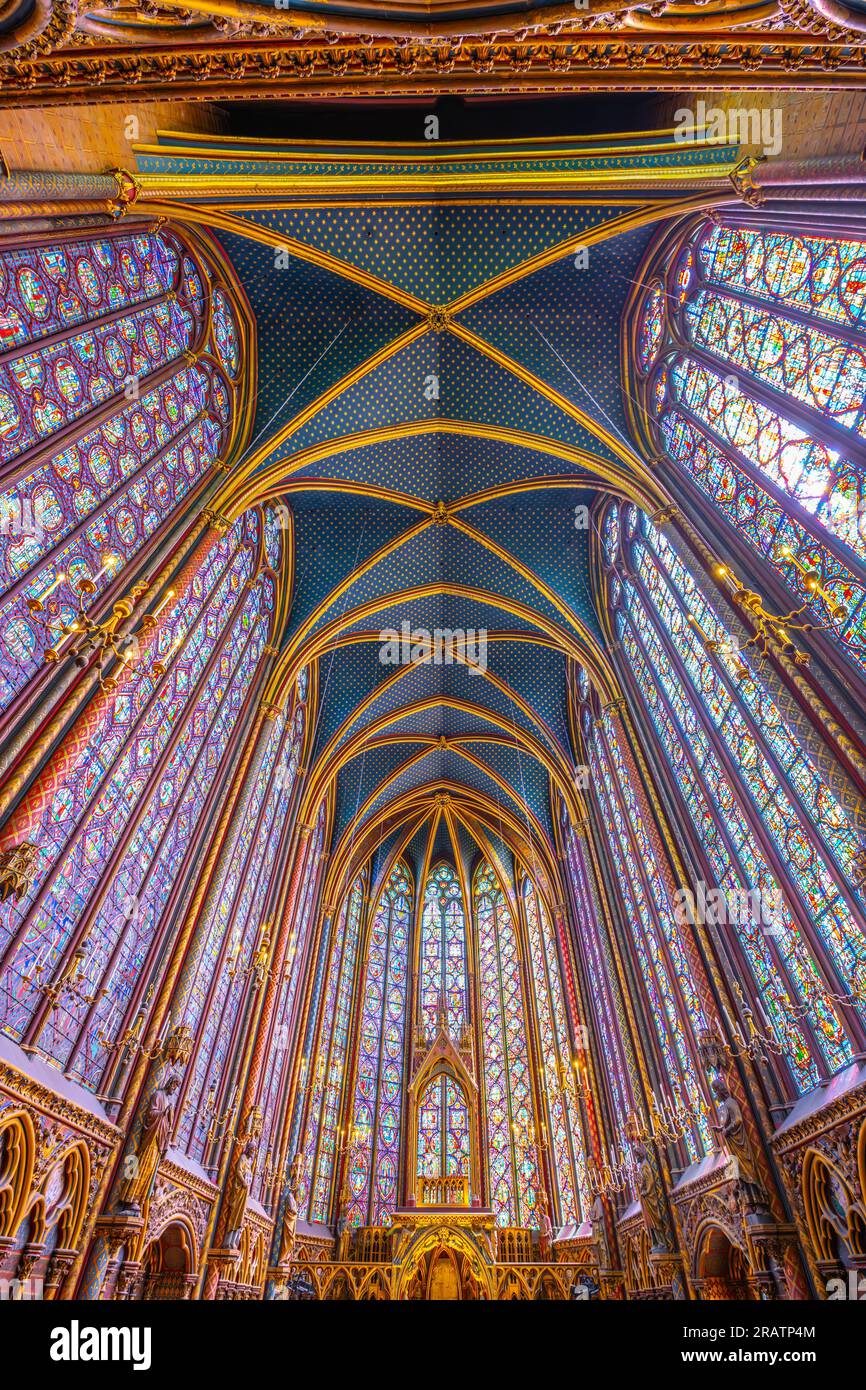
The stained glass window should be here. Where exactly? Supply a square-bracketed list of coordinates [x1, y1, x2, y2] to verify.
[419, 862, 468, 1039]
[211, 288, 241, 379]
[604, 503, 863, 1081]
[640, 219, 866, 679]
[0, 367, 228, 713]
[346, 861, 412, 1227]
[474, 862, 537, 1226]
[521, 879, 589, 1224]
[0, 507, 277, 1091]
[638, 282, 666, 371]
[697, 226, 866, 330]
[589, 704, 712, 1160]
[0, 232, 181, 352]
[253, 798, 325, 1206]
[0, 254, 196, 468]
[301, 876, 365, 1223]
[177, 693, 307, 1164]
[564, 824, 634, 1152]
[416, 1074, 470, 1185]
[0, 227, 241, 717]
[0, 228, 238, 711]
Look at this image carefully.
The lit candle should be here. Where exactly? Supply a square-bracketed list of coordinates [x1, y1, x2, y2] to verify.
[151, 588, 176, 621]
[152, 637, 181, 675]
[754, 993, 772, 1029]
[104, 994, 121, 1038]
[90, 557, 114, 586]
[40, 571, 66, 601]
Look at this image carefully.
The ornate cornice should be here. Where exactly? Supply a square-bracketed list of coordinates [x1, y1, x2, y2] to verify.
[771, 1077, 866, 1156]
[0, 1057, 120, 1147]
[2, 32, 866, 104]
[159, 1153, 221, 1204]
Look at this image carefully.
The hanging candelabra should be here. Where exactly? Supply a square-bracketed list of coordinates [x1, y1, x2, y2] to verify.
[512, 1113, 549, 1216]
[336, 1122, 367, 1211]
[27, 558, 176, 694]
[776, 546, 849, 626]
[224, 920, 274, 988]
[205, 1079, 241, 1146]
[718, 984, 787, 1065]
[647, 1085, 704, 1143]
[767, 935, 866, 1022]
[686, 612, 752, 683]
[260, 1146, 280, 1208]
[337, 1122, 366, 1170]
[570, 1047, 591, 1102]
[586, 1141, 636, 1200]
[708, 561, 821, 667]
[96, 982, 157, 1056]
[23, 931, 105, 1017]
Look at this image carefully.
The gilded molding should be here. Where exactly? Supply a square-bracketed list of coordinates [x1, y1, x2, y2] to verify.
[0, 1058, 120, 1148]
[3, 32, 866, 105]
[770, 1077, 866, 1156]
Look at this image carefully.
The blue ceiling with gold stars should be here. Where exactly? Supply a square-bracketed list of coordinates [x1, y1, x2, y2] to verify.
[141, 130, 733, 872]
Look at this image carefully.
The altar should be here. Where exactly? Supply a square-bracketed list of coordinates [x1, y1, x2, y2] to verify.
[388, 1204, 499, 1299]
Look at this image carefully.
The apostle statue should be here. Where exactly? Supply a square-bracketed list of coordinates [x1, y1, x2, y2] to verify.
[334, 1207, 349, 1262]
[117, 1070, 181, 1215]
[590, 1193, 610, 1269]
[288, 1148, 305, 1192]
[633, 1140, 666, 1253]
[224, 1139, 255, 1250]
[278, 1186, 299, 1267]
[710, 1074, 767, 1209]
[535, 1189, 554, 1261]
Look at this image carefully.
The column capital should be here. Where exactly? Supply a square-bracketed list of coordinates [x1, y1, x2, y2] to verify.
[203, 508, 232, 535]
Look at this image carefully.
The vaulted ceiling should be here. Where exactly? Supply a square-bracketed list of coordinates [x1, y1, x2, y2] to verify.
[132, 130, 743, 894]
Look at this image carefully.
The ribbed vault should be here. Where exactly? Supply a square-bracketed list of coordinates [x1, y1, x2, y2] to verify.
[132, 129, 743, 880]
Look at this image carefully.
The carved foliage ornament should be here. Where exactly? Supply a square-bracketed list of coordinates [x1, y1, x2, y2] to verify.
[2, 14, 866, 92]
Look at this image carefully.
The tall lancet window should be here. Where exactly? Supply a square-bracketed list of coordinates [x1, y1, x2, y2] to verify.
[176, 656, 306, 1165]
[0, 228, 240, 711]
[474, 862, 537, 1226]
[419, 862, 468, 1039]
[346, 861, 412, 1228]
[602, 501, 863, 1087]
[564, 810, 634, 1155]
[253, 792, 325, 1207]
[0, 506, 277, 1089]
[634, 219, 866, 679]
[582, 616, 712, 1160]
[521, 878, 589, 1225]
[302, 875, 365, 1223]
